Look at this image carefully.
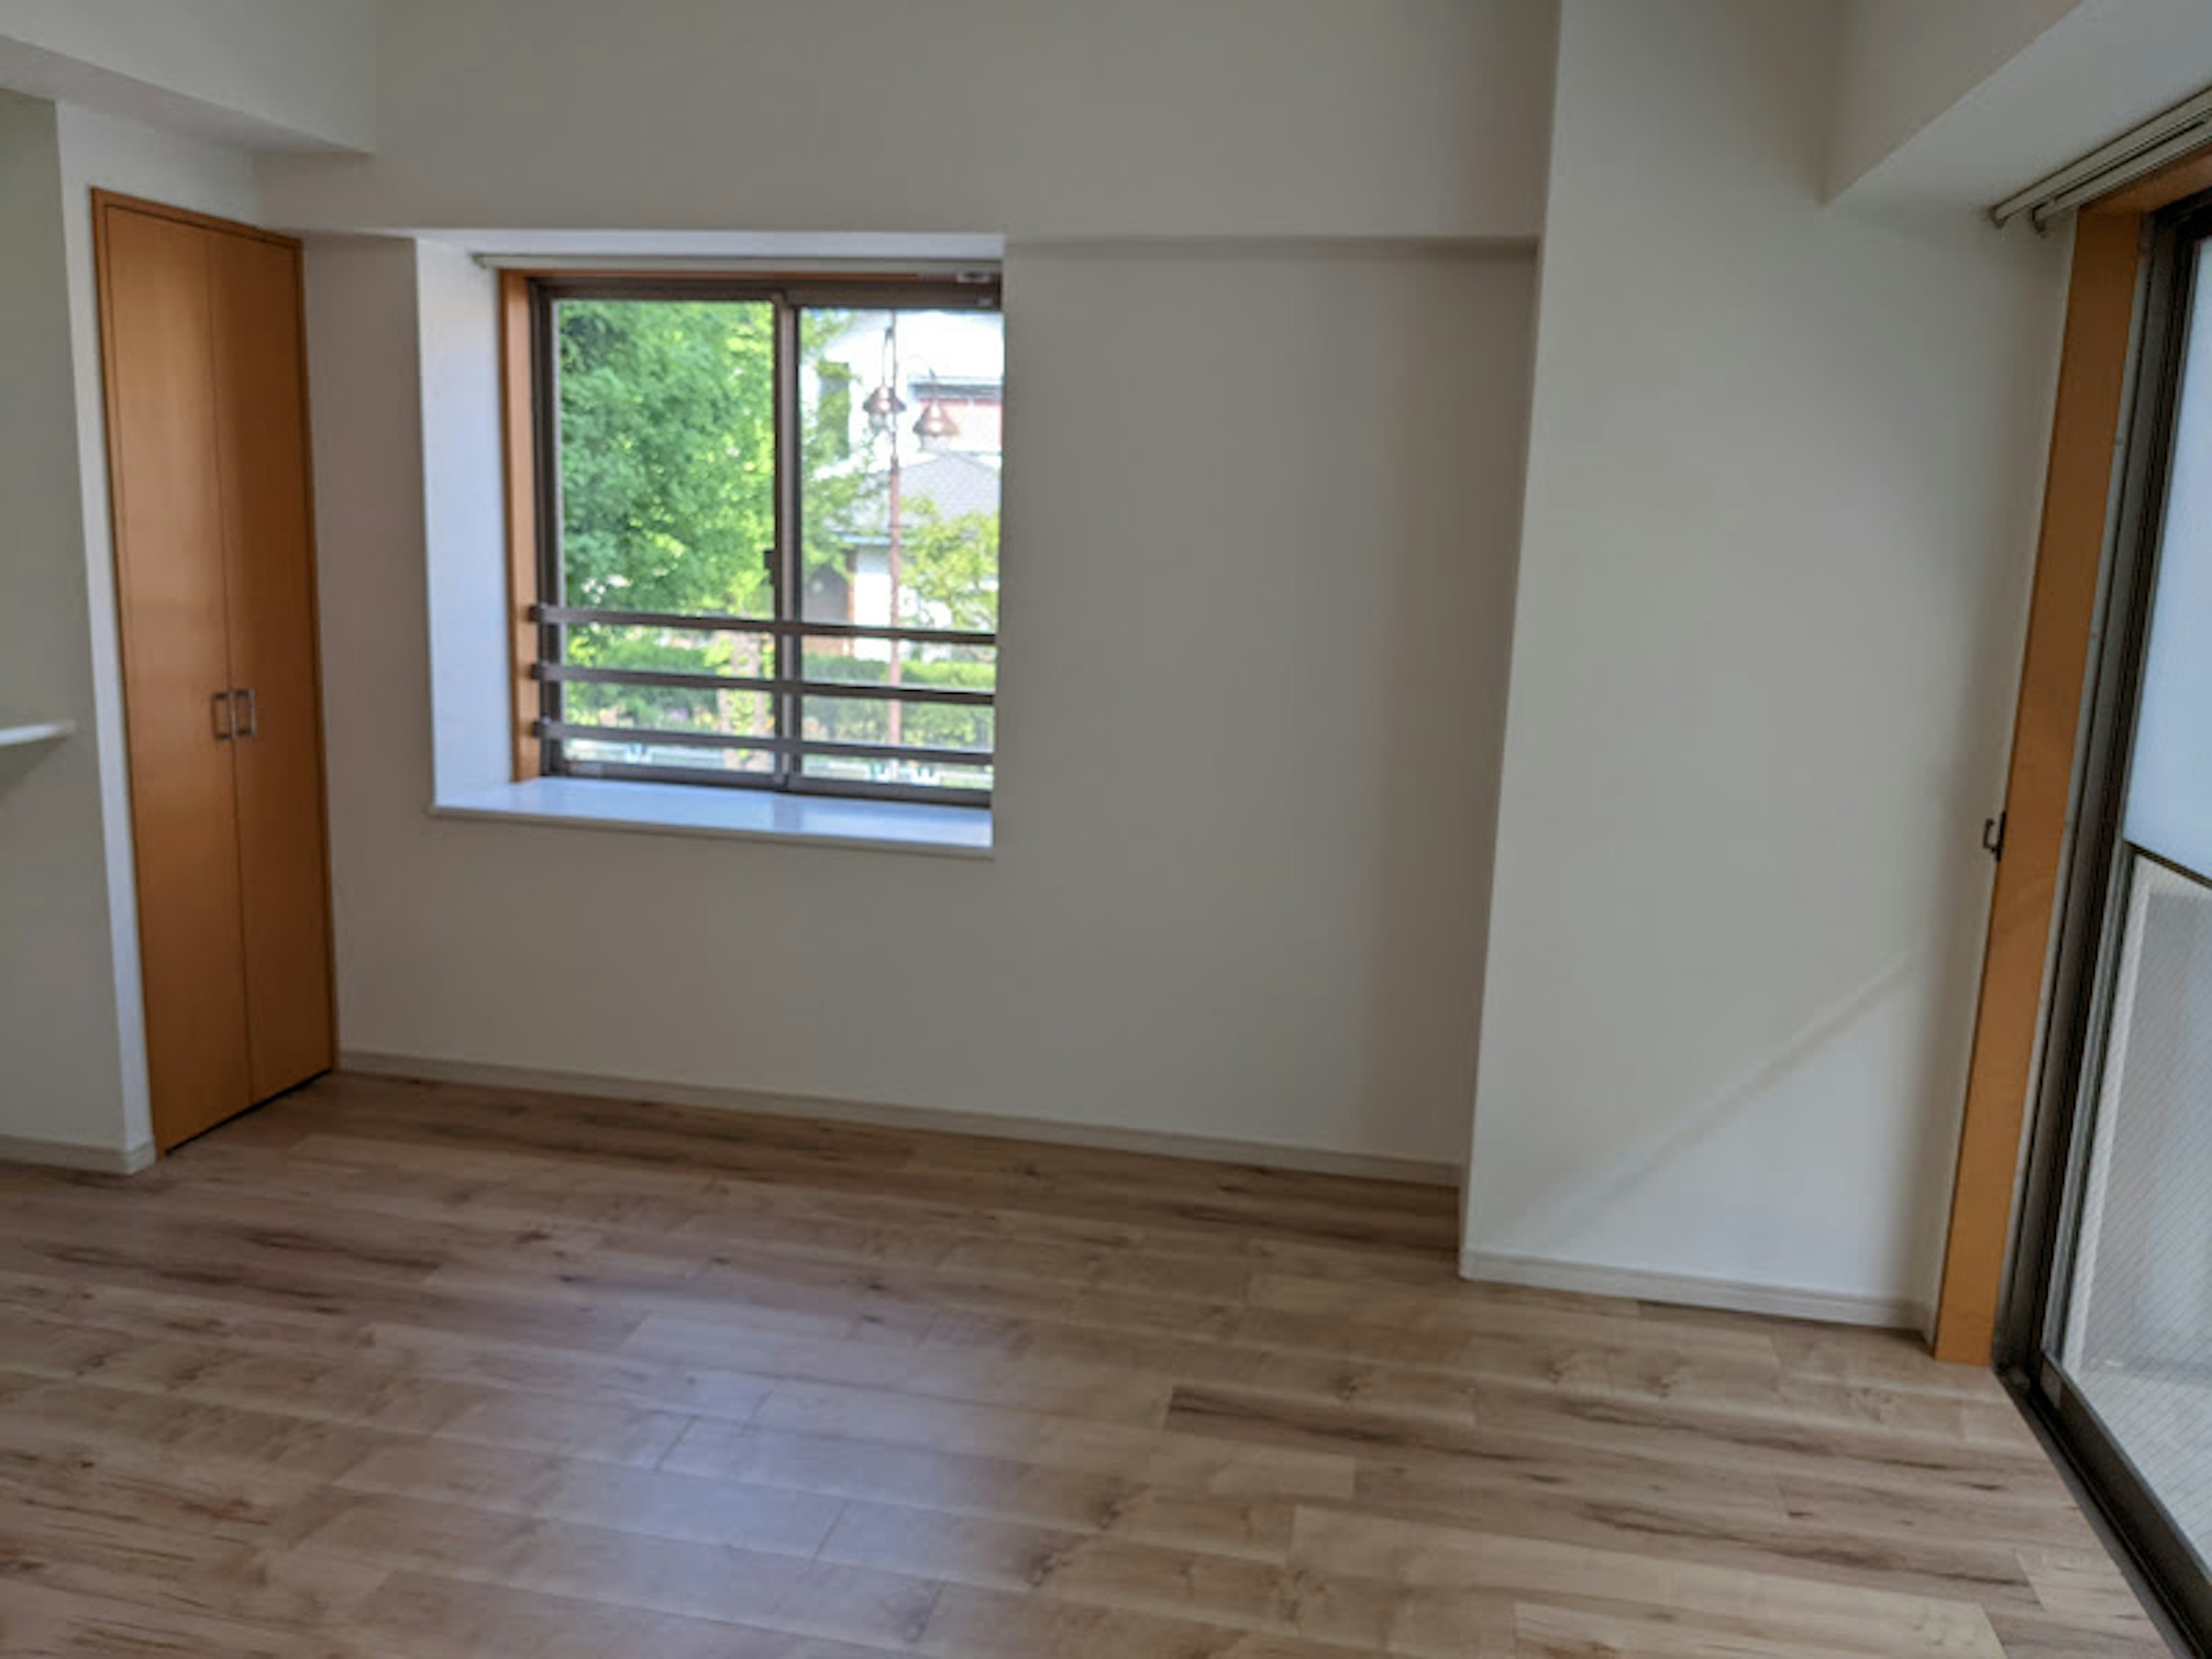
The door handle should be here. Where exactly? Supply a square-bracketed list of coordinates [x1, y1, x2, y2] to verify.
[213, 691, 234, 741]
[232, 687, 259, 739]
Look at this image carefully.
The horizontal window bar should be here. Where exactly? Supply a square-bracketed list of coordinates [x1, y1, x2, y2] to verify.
[535, 662, 993, 707]
[560, 757, 991, 808]
[539, 719, 991, 768]
[535, 604, 994, 649]
[786, 774, 993, 809]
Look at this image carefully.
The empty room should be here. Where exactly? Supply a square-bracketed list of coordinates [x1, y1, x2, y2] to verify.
[6, 1, 2212, 1653]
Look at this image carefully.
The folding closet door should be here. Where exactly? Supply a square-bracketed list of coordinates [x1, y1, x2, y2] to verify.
[96, 194, 334, 1151]
[207, 229, 334, 1100]
[97, 202, 255, 1150]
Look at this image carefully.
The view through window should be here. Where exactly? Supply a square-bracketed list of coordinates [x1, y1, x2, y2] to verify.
[529, 278, 1002, 805]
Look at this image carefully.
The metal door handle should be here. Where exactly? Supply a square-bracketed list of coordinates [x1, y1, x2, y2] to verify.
[233, 687, 258, 739]
[213, 691, 234, 741]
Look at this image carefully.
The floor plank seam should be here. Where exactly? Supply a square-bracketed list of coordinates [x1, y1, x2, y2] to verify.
[0, 1070, 2172, 1658]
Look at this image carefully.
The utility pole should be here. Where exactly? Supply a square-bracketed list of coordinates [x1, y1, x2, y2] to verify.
[884, 315, 904, 751]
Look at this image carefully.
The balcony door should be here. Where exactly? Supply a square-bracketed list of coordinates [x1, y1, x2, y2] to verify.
[2014, 198, 2212, 1647]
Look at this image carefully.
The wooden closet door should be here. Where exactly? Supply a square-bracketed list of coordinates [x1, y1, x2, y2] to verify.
[96, 203, 254, 1149]
[207, 230, 335, 1099]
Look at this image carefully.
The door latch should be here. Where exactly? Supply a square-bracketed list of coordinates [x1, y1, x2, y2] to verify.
[1982, 812, 2007, 860]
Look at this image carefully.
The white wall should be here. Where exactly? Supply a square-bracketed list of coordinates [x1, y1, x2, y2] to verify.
[0, 0, 374, 152]
[0, 91, 126, 1159]
[309, 237, 1535, 1168]
[279, 0, 1552, 1170]
[0, 96, 263, 1165]
[414, 240, 509, 801]
[1462, 0, 2070, 1321]
[258, 0, 1555, 241]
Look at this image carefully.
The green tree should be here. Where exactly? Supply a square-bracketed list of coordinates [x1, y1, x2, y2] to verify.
[557, 298, 778, 617]
[555, 298, 775, 730]
[899, 501, 1000, 632]
[551, 297, 997, 782]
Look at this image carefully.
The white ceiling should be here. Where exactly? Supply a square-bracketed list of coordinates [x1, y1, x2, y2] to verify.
[1842, 0, 2212, 215]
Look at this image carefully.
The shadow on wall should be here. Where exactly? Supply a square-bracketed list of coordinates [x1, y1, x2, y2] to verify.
[1503, 942, 1931, 1253]
[1347, 255, 1533, 1168]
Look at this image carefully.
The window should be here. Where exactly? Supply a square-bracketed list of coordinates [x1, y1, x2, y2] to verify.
[505, 273, 1003, 807]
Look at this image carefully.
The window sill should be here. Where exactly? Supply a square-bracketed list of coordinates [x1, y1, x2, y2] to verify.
[431, 777, 993, 858]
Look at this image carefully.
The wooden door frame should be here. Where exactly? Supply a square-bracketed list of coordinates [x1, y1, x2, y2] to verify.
[92, 190, 339, 1150]
[1930, 209, 2142, 1362]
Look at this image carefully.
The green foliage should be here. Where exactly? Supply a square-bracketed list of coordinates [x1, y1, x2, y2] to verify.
[800, 654, 996, 753]
[899, 502, 1000, 631]
[551, 297, 999, 789]
[556, 299, 777, 618]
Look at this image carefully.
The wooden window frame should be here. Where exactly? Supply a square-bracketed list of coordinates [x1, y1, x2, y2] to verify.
[498, 271, 541, 781]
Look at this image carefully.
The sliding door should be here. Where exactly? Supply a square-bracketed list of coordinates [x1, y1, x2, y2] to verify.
[2013, 200, 2212, 1645]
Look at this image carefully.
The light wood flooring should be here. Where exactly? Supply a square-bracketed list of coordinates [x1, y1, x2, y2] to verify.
[0, 1071, 2172, 1657]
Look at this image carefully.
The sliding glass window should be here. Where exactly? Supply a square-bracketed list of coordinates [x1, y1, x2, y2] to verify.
[2008, 196, 2212, 1649]
[525, 277, 1002, 806]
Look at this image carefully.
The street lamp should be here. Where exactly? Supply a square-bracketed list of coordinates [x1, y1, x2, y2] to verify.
[861, 380, 906, 435]
[913, 396, 960, 446]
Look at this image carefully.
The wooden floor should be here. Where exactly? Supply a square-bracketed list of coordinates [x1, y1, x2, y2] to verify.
[0, 1073, 2171, 1657]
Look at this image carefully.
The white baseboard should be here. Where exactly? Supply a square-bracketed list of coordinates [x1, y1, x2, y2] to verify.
[338, 1051, 1460, 1187]
[0, 1132, 157, 1176]
[1460, 1248, 1929, 1332]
